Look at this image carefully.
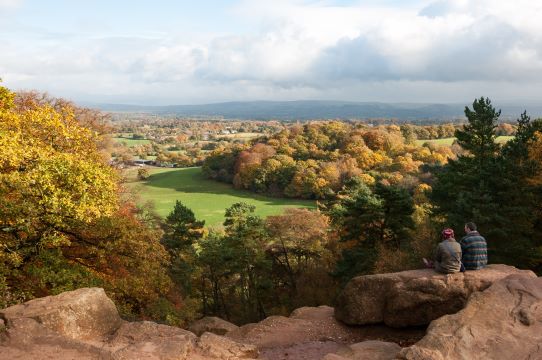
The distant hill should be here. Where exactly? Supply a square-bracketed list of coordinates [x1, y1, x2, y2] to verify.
[84, 100, 542, 121]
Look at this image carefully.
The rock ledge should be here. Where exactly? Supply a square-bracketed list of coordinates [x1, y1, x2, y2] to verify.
[335, 264, 536, 327]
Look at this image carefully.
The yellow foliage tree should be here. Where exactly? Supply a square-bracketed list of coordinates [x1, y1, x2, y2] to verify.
[0, 87, 118, 255]
[0, 85, 173, 319]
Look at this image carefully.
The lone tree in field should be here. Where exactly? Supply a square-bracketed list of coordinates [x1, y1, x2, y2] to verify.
[137, 167, 150, 180]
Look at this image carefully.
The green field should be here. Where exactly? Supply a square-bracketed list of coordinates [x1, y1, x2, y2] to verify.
[114, 137, 152, 147]
[415, 138, 456, 146]
[217, 132, 263, 140]
[416, 136, 513, 146]
[127, 167, 316, 227]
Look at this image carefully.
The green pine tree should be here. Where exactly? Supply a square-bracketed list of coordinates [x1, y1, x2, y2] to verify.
[456, 97, 500, 164]
[432, 98, 542, 270]
[163, 200, 205, 251]
[330, 178, 414, 282]
[162, 201, 205, 293]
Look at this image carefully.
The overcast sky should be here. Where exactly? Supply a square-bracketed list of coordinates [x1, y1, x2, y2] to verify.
[1, 0, 542, 105]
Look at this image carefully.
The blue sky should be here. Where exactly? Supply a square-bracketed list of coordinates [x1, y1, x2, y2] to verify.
[2, 0, 542, 105]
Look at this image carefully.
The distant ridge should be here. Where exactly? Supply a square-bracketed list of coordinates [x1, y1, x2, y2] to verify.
[84, 100, 542, 121]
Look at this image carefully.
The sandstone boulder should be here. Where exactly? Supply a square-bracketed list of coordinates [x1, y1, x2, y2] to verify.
[323, 340, 401, 360]
[335, 264, 536, 327]
[0, 287, 122, 341]
[189, 316, 239, 336]
[398, 274, 542, 360]
[0, 317, 109, 359]
[0, 288, 259, 360]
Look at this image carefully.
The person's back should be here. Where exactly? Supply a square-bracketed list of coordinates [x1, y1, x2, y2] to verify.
[432, 228, 462, 274]
[434, 239, 462, 274]
[460, 222, 488, 270]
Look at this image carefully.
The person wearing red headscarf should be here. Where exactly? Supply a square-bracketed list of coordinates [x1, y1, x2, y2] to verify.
[423, 228, 463, 273]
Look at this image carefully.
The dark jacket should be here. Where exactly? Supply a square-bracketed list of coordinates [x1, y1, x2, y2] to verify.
[434, 238, 462, 274]
[460, 231, 488, 270]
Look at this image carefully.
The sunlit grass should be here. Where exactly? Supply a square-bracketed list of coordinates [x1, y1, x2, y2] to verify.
[415, 136, 514, 146]
[125, 167, 315, 227]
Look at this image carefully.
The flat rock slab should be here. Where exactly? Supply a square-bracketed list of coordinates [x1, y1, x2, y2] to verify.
[108, 321, 197, 359]
[228, 306, 424, 360]
[398, 274, 542, 360]
[335, 264, 536, 327]
[323, 340, 401, 360]
[197, 332, 258, 360]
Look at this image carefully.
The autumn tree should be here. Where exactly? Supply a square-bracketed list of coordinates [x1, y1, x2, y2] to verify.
[265, 209, 331, 303]
[0, 86, 118, 290]
[0, 85, 175, 321]
[137, 167, 150, 180]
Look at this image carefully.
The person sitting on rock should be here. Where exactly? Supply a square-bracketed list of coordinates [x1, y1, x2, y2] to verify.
[423, 228, 462, 274]
[460, 222, 488, 270]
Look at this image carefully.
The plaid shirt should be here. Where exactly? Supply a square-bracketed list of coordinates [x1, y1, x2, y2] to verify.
[460, 231, 488, 270]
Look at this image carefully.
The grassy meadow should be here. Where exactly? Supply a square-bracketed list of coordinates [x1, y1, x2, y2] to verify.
[126, 167, 316, 227]
[216, 132, 263, 140]
[114, 137, 152, 147]
[415, 135, 513, 146]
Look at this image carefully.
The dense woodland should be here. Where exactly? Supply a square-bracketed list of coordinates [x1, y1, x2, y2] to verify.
[1, 82, 542, 327]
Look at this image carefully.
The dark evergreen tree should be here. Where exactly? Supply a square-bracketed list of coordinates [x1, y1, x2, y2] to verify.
[432, 98, 542, 270]
[498, 114, 542, 269]
[456, 97, 500, 164]
[163, 200, 205, 251]
[432, 98, 501, 229]
[375, 183, 415, 249]
[222, 203, 271, 322]
[330, 178, 414, 282]
[162, 200, 204, 293]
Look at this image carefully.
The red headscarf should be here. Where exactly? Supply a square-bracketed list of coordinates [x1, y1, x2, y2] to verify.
[442, 228, 454, 239]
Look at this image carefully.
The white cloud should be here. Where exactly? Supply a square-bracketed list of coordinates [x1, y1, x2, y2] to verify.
[0, 0, 22, 8]
[2, 0, 542, 104]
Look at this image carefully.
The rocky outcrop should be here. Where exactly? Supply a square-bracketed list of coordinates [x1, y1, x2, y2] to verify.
[0, 289, 419, 360]
[398, 274, 542, 360]
[335, 264, 536, 327]
[189, 316, 239, 336]
[2, 265, 537, 360]
[0, 288, 258, 360]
